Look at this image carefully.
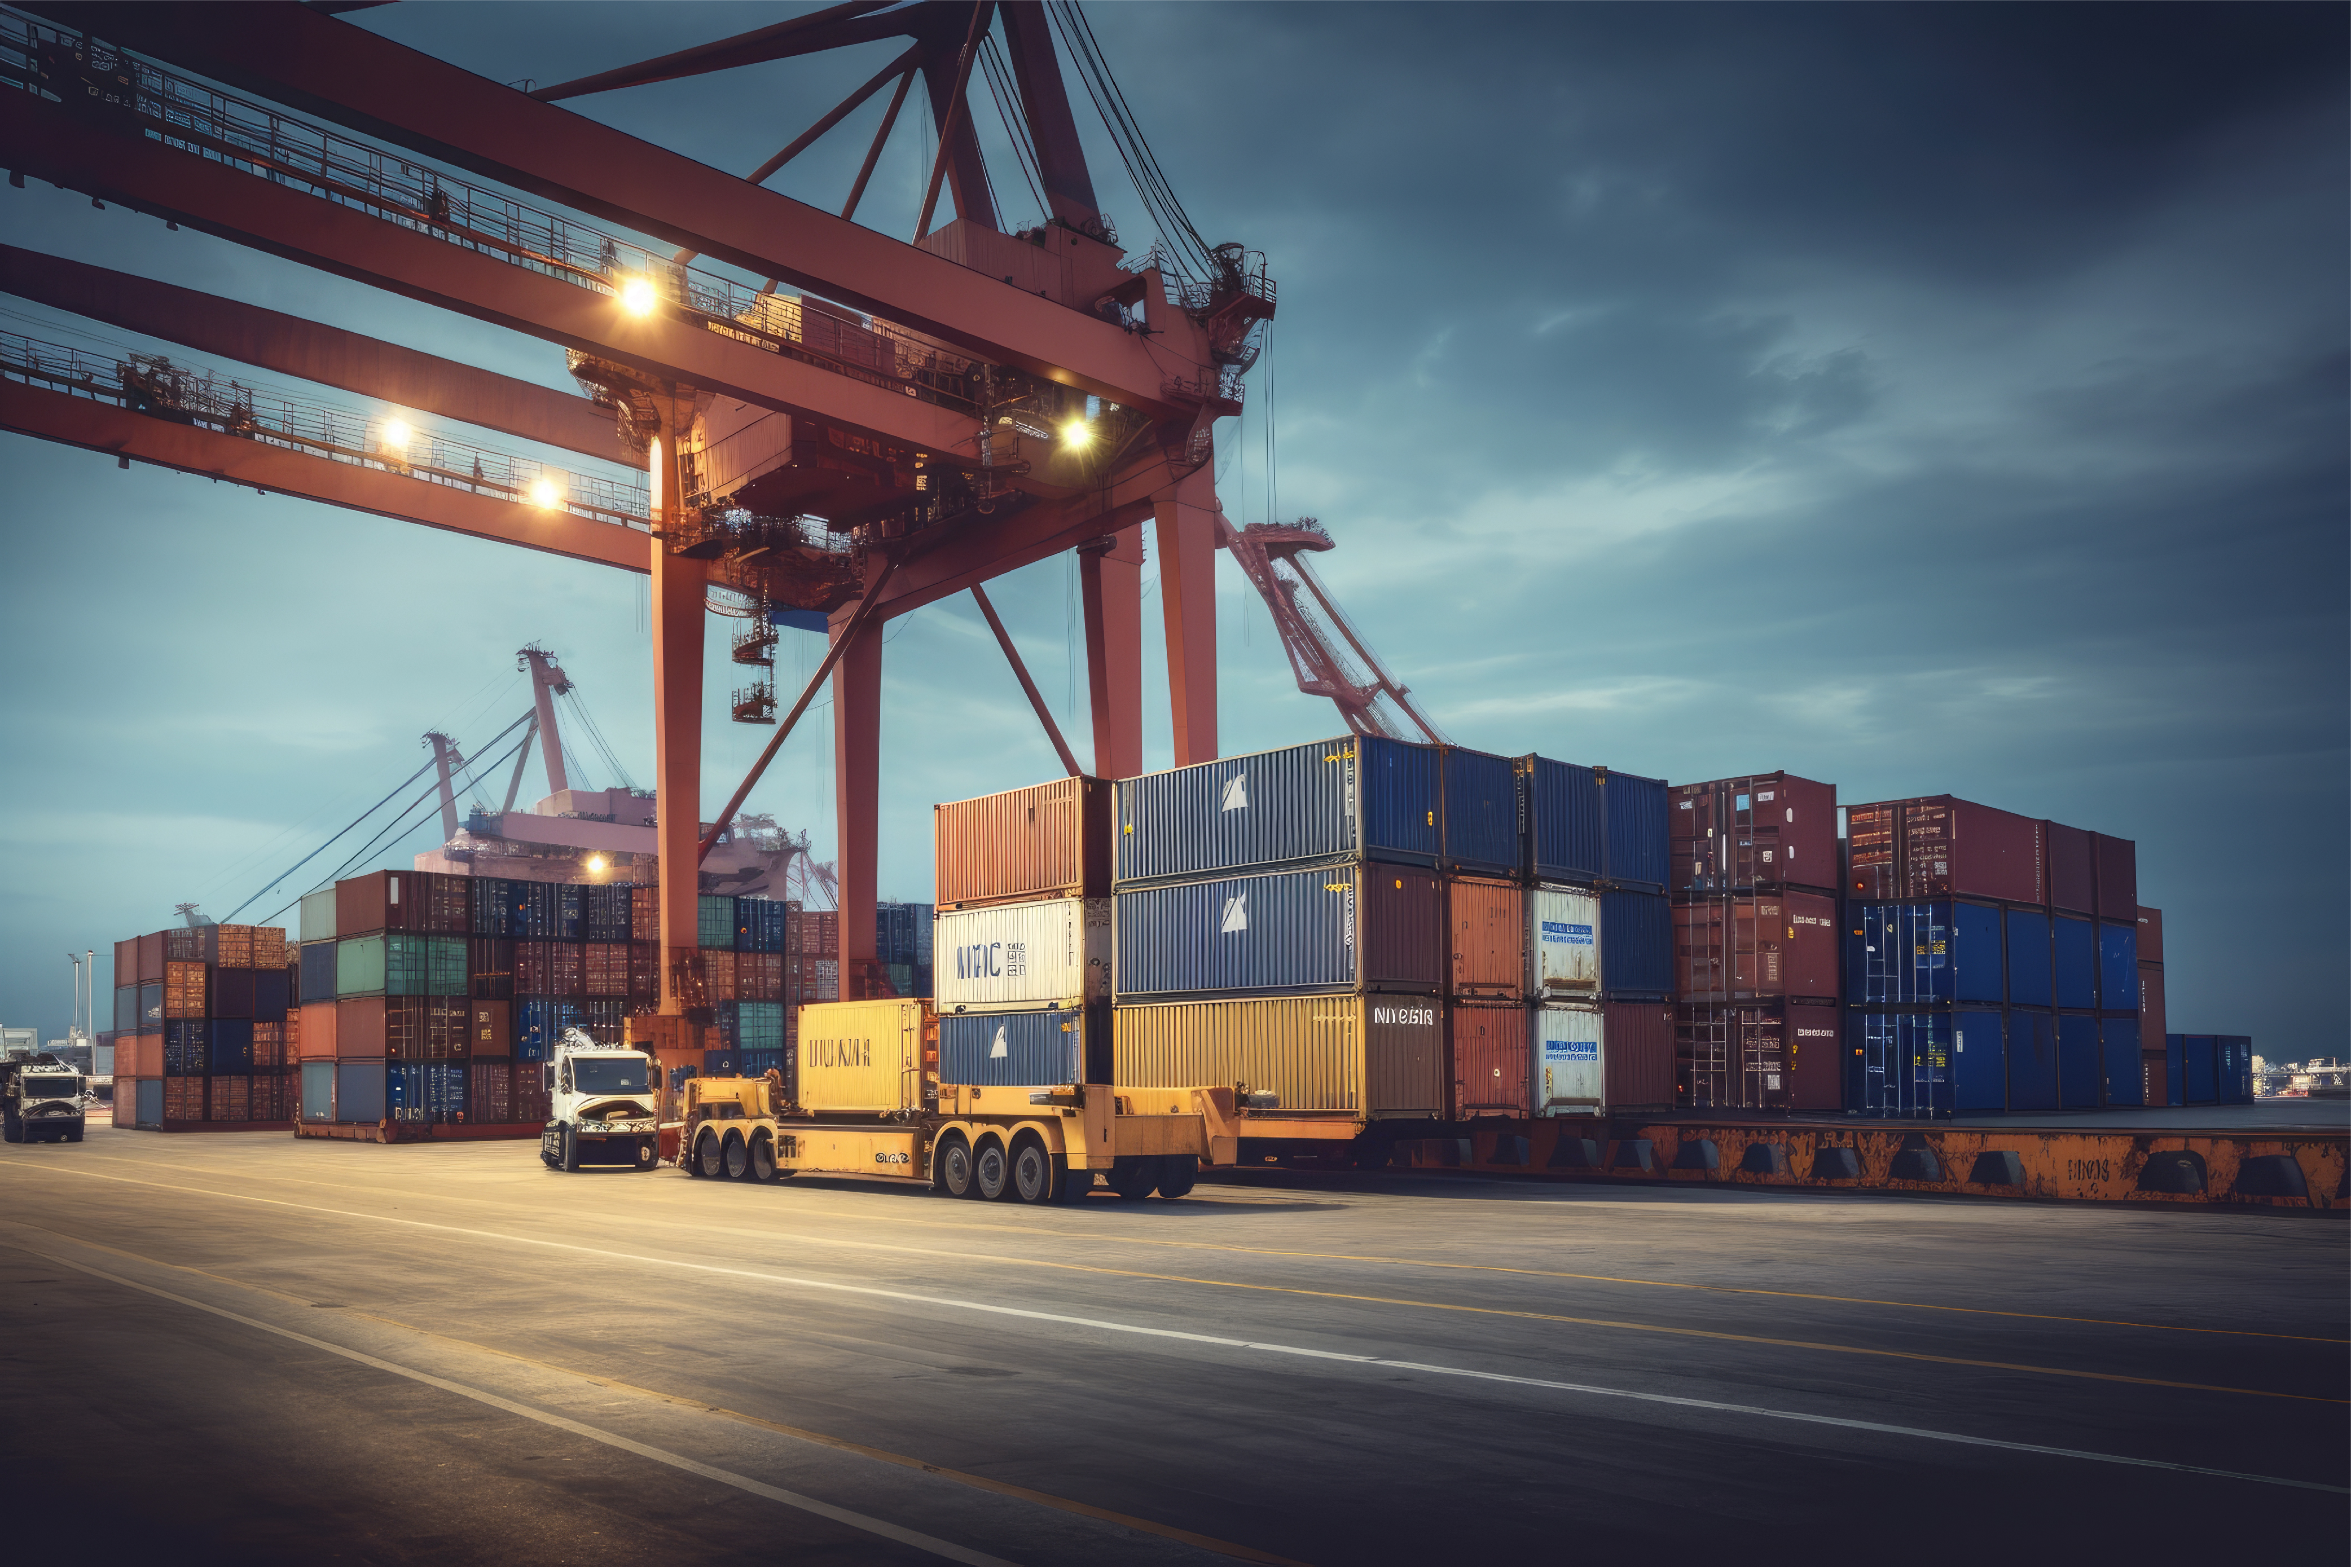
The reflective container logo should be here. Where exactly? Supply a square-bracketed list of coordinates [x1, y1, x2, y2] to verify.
[1543, 1040, 1599, 1060]
[1220, 893, 1249, 934]
[1371, 1005, 1436, 1027]
[1221, 773, 1249, 812]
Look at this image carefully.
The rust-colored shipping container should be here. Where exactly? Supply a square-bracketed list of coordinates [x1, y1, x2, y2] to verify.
[336, 997, 386, 1060]
[516, 940, 585, 995]
[2138, 963, 2167, 1071]
[112, 1082, 139, 1127]
[213, 1074, 250, 1122]
[388, 998, 468, 1060]
[128, 1033, 162, 1077]
[585, 941, 629, 997]
[514, 1058, 552, 1124]
[338, 870, 468, 936]
[1675, 1000, 1839, 1112]
[164, 1076, 201, 1122]
[2137, 905, 2164, 965]
[137, 931, 165, 983]
[468, 937, 515, 1000]
[469, 999, 513, 1056]
[1602, 1001, 1673, 1111]
[164, 961, 207, 1019]
[630, 883, 658, 944]
[253, 1021, 285, 1069]
[1846, 796, 2046, 905]
[737, 950, 783, 1003]
[627, 941, 658, 1002]
[1446, 878, 1524, 1001]
[700, 948, 738, 1003]
[468, 1059, 516, 1124]
[298, 1001, 337, 1061]
[2093, 836, 2138, 919]
[1669, 772, 1838, 893]
[935, 776, 1111, 908]
[1451, 1001, 1530, 1118]
[114, 938, 138, 988]
[2045, 821, 2095, 914]
[1672, 889, 1839, 1002]
[253, 928, 289, 971]
[285, 1007, 301, 1056]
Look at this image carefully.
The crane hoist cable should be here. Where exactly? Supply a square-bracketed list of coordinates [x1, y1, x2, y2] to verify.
[1045, 0, 1217, 281]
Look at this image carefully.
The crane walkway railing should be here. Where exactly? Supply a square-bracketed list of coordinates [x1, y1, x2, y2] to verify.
[0, 10, 991, 420]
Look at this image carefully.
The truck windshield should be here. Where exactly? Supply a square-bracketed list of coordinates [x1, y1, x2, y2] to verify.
[25, 1077, 81, 1098]
[573, 1059, 648, 1095]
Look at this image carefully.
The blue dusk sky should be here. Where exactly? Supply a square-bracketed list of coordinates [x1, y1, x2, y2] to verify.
[0, 3, 2342, 1052]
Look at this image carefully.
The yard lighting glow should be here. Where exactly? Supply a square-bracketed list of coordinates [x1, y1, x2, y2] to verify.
[586, 855, 608, 873]
[531, 477, 564, 509]
[619, 276, 658, 316]
[1061, 419, 1092, 448]
[381, 417, 413, 451]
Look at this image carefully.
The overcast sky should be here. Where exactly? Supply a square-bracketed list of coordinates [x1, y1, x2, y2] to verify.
[1, 3, 2341, 1053]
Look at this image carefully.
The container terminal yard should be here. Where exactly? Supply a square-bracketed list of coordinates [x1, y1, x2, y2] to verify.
[2, 4, 2344, 1565]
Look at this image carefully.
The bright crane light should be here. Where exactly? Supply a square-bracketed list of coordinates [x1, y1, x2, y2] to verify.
[618, 276, 657, 316]
[530, 477, 564, 509]
[381, 417, 413, 452]
[1060, 419, 1092, 448]
[586, 855, 608, 874]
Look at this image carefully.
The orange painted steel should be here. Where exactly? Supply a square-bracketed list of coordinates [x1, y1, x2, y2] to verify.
[0, 379, 651, 572]
[1153, 468, 1223, 765]
[0, 245, 637, 466]
[832, 585, 887, 997]
[970, 583, 1082, 778]
[649, 429, 706, 1013]
[1079, 526, 1145, 781]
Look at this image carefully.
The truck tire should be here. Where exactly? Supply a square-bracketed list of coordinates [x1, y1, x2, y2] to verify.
[974, 1137, 1011, 1200]
[1008, 1137, 1054, 1204]
[936, 1134, 975, 1198]
[2, 1110, 20, 1144]
[749, 1133, 776, 1182]
[635, 1138, 657, 1169]
[561, 1126, 580, 1173]
[1107, 1156, 1154, 1201]
[1155, 1155, 1197, 1199]
[724, 1130, 751, 1181]
[697, 1129, 728, 1180]
[1055, 1161, 1095, 1204]
[65, 1126, 84, 1144]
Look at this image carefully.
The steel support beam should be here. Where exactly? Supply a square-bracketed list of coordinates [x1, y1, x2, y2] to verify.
[0, 378, 651, 570]
[0, 89, 976, 459]
[1079, 525, 1143, 779]
[648, 421, 706, 1015]
[997, 1, 1102, 231]
[0, 244, 636, 466]
[35, 2, 1192, 411]
[830, 580, 885, 1000]
[1154, 466, 1220, 765]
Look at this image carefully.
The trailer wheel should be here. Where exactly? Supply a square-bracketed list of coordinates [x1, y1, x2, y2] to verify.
[635, 1138, 656, 1169]
[1056, 1161, 1095, 1204]
[974, 1136, 1011, 1200]
[561, 1126, 581, 1173]
[936, 1133, 975, 1197]
[1008, 1136, 1054, 1204]
[724, 1130, 754, 1180]
[1107, 1156, 1154, 1201]
[749, 1132, 776, 1182]
[65, 1127, 84, 1144]
[1155, 1155, 1197, 1199]
[698, 1129, 728, 1179]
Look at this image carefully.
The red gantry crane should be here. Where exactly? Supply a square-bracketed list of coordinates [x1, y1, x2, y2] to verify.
[0, 2, 1422, 1083]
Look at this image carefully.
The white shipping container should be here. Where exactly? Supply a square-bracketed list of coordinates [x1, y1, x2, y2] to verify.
[934, 898, 1110, 1010]
[1527, 885, 1601, 996]
[1535, 1003, 1604, 1116]
[299, 888, 339, 944]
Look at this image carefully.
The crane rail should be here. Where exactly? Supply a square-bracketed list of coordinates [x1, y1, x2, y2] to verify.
[0, 10, 995, 421]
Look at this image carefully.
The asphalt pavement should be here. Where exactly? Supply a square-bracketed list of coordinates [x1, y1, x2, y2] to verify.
[3, 1124, 2342, 1565]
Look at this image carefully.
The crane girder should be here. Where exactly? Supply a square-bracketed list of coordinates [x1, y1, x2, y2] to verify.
[0, 376, 653, 572]
[0, 86, 982, 462]
[0, 244, 639, 467]
[23, 2, 1190, 413]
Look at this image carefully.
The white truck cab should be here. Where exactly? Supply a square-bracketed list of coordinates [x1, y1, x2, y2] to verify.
[537, 1028, 658, 1171]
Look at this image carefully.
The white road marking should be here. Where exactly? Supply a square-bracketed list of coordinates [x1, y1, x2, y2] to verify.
[11, 1162, 2346, 1497]
[24, 1244, 1004, 1566]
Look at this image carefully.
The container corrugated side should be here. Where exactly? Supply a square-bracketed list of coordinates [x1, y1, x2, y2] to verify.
[936, 776, 1110, 906]
[1447, 877, 1525, 1001]
[1113, 861, 1442, 999]
[1439, 746, 1521, 875]
[1533, 1003, 1603, 1115]
[938, 1005, 1096, 1086]
[1451, 1002, 1529, 1118]
[1599, 889, 1671, 997]
[299, 888, 338, 944]
[1113, 994, 1443, 1118]
[1599, 1001, 1671, 1110]
[1519, 755, 1603, 884]
[1600, 768, 1669, 892]
[934, 898, 1110, 1010]
[2136, 905, 2164, 964]
[1114, 735, 1439, 887]
[797, 998, 930, 1115]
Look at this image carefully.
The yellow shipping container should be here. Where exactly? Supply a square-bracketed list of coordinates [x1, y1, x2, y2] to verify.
[797, 998, 933, 1115]
[1113, 994, 1443, 1120]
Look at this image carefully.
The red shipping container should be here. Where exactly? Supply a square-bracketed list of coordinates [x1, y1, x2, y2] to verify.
[129, 1033, 163, 1078]
[2045, 822, 2094, 914]
[252, 1022, 285, 1069]
[513, 1059, 552, 1124]
[2137, 906, 2164, 965]
[164, 961, 207, 1019]
[468, 1059, 516, 1124]
[285, 1007, 301, 1056]
[1675, 1000, 1840, 1112]
[138, 931, 166, 983]
[336, 870, 468, 936]
[585, 942, 629, 997]
[112, 1083, 138, 1127]
[114, 938, 138, 988]
[1602, 1001, 1672, 1111]
[1669, 772, 1838, 893]
[737, 951, 783, 1003]
[701, 948, 738, 1003]
[1446, 878, 1524, 1001]
[627, 941, 658, 1002]
[934, 776, 1112, 908]
[252, 928, 291, 971]
[2142, 1051, 2167, 1108]
[1673, 891, 1839, 1003]
[2138, 962, 2167, 1066]
[336, 997, 387, 1060]
[387, 999, 467, 1060]
[469, 999, 513, 1055]
[1846, 797, 2046, 905]
[213, 1075, 251, 1122]
[1451, 1002, 1530, 1118]
[298, 1001, 337, 1061]
[164, 1076, 200, 1122]
[630, 884, 658, 944]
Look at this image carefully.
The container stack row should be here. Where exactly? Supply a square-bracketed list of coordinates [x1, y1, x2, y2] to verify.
[109, 924, 296, 1130]
[2163, 1032, 2255, 1107]
[2137, 908, 2168, 1104]
[1668, 772, 1843, 1113]
[1840, 798, 2143, 1116]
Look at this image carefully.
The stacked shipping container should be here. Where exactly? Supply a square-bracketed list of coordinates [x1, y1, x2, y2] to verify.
[111, 923, 295, 1129]
[2138, 907, 2168, 1105]
[1668, 773, 1842, 1113]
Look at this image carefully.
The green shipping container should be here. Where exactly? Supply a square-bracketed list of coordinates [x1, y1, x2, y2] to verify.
[337, 933, 467, 997]
[698, 895, 738, 950]
[337, 935, 385, 996]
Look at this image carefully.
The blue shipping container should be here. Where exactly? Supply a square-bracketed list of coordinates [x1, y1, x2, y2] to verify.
[470, 878, 523, 937]
[2057, 1013, 2100, 1108]
[300, 1060, 336, 1122]
[207, 1018, 254, 1074]
[2181, 1033, 2216, 1104]
[336, 1058, 387, 1123]
[2097, 922, 2138, 1012]
[385, 1061, 465, 1124]
[702, 1048, 742, 1076]
[1600, 769, 1669, 892]
[2216, 1036, 2254, 1105]
[164, 1019, 208, 1075]
[1519, 755, 1604, 886]
[1599, 888, 1671, 997]
[253, 967, 290, 1023]
[938, 1006, 1092, 1087]
[738, 1049, 784, 1078]
[2006, 1011, 2058, 1111]
[1115, 736, 1440, 886]
[584, 883, 632, 942]
[1440, 746, 1521, 875]
[737, 897, 791, 955]
[719, 1000, 786, 1052]
[2005, 909, 2051, 1007]
[2101, 1018, 2143, 1106]
[1848, 1009, 2007, 1118]
[515, 997, 579, 1062]
[135, 1078, 162, 1127]
[1114, 862, 1440, 998]
[2054, 917, 2096, 1010]
[1847, 902, 2003, 1006]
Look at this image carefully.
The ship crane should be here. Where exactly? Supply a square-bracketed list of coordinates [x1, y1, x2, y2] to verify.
[1221, 516, 1448, 745]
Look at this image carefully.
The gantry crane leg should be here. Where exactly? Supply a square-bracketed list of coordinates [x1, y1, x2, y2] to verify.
[649, 420, 706, 1033]
[1154, 466, 1221, 766]
[830, 579, 886, 999]
[1079, 526, 1145, 780]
